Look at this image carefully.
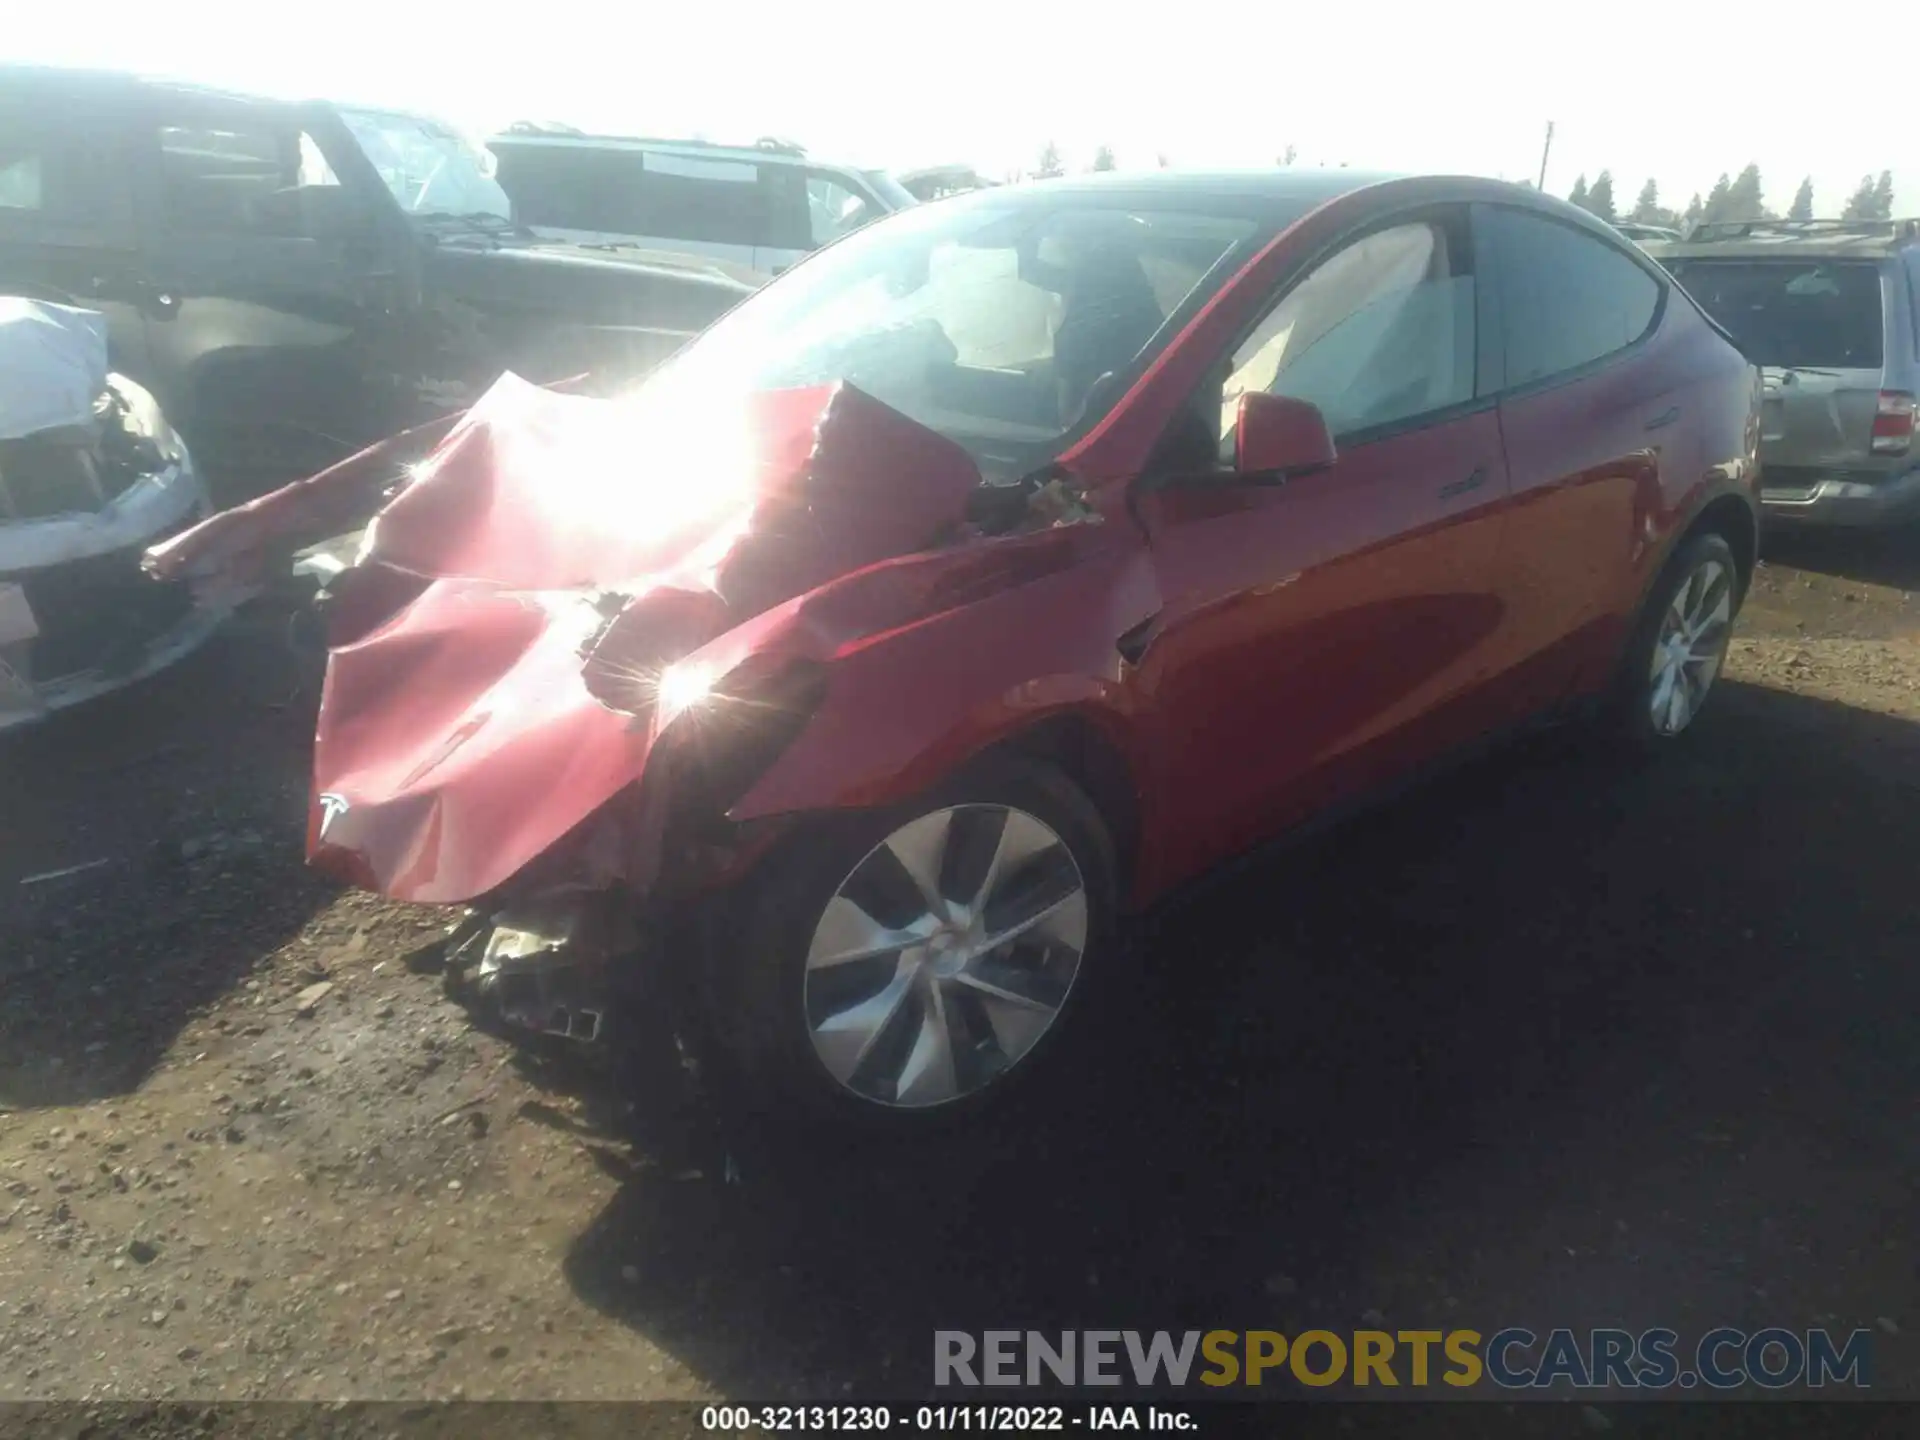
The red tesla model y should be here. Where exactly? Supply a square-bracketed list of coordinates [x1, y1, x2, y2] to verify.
[154, 169, 1762, 1130]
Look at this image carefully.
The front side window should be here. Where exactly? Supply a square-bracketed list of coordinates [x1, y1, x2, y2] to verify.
[1220, 219, 1476, 446]
[157, 116, 351, 235]
[631, 192, 1265, 477]
[1488, 208, 1660, 387]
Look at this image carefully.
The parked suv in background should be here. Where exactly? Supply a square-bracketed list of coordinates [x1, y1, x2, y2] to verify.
[0, 69, 761, 500]
[1649, 219, 1919, 528]
[487, 129, 915, 274]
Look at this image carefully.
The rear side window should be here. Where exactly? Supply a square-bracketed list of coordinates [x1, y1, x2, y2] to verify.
[1667, 258, 1884, 370]
[1486, 208, 1661, 387]
[492, 145, 766, 248]
[0, 109, 124, 229]
[492, 145, 645, 232]
[632, 153, 764, 247]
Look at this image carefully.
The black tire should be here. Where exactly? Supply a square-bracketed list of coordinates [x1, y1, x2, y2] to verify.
[1610, 530, 1743, 751]
[704, 754, 1120, 1136]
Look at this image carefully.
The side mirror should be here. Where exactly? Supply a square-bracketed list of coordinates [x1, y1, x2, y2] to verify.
[1233, 391, 1336, 479]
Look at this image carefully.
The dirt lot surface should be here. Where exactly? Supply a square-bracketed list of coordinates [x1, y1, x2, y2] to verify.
[2, 529, 1917, 1406]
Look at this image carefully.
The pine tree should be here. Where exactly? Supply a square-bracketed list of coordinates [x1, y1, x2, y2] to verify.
[1840, 175, 1877, 220]
[1630, 178, 1661, 223]
[1869, 171, 1895, 220]
[1586, 171, 1617, 222]
[1701, 174, 1734, 223]
[1568, 174, 1590, 209]
[1684, 193, 1705, 229]
[1726, 164, 1765, 221]
[1034, 142, 1065, 180]
[1788, 178, 1814, 221]
[1091, 145, 1116, 172]
[1279, 144, 1298, 166]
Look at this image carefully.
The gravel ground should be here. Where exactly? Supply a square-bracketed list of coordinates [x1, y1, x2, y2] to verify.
[1, 529, 1916, 1405]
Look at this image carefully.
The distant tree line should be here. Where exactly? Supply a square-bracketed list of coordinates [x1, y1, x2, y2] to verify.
[1016, 145, 1902, 227]
[1564, 166, 1898, 229]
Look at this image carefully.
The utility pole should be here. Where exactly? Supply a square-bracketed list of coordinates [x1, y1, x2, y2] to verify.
[1537, 121, 1554, 191]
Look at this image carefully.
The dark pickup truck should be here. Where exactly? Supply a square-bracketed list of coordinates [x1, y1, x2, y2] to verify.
[0, 68, 764, 499]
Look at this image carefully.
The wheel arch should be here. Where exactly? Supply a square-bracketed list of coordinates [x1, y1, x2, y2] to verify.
[972, 711, 1144, 906]
[1630, 487, 1759, 633]
[1687, 490, 1759, 597]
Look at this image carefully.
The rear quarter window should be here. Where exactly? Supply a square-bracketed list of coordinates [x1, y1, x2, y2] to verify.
[1666, 258, 1884, 371]
[1485, 207, 1662, 387]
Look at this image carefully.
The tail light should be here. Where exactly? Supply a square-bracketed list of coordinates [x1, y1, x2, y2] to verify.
[1871, 391, 1916, 456]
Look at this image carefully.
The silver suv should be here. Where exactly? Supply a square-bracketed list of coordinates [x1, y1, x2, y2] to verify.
[486, 129, 915, 275]
[1648, 220, 1920, 528]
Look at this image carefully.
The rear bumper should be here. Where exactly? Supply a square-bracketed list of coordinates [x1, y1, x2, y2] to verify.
[1760, 464, 1920, 528]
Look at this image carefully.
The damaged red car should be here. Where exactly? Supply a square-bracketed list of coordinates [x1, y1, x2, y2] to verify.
[152, 171, 1762, 1128]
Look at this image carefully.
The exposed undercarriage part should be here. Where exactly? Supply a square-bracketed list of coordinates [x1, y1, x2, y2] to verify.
[1, 299, 227, 729]
[438, 895, 640, 1045]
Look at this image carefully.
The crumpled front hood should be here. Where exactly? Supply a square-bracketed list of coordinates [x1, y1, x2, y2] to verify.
[157, 372, 984, 903]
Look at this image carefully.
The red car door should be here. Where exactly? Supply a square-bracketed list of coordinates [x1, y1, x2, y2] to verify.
[1125, 208, 1516, 898]
[1472, 203, 1682, 712]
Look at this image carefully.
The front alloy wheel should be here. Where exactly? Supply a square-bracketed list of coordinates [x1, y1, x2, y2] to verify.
[712, 757, 1116, 1130]
[804, 804, 1088, 1108]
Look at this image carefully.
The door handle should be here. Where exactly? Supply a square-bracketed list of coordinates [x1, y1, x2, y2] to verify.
[1437, 467, 1486, 501]
[1644, 406, 1681, 432]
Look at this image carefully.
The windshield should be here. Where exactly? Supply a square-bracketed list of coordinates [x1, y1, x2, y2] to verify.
[339, 109, 513, 221]
[1668, 258, 1885, 370]
[627, 190, 1261, 477]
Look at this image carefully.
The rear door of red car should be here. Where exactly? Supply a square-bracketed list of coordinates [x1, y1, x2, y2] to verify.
[1472, 203, 1680, 711]
[1128, 205, 1517, 895]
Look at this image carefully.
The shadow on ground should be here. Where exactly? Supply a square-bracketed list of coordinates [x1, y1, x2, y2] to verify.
[0, 608, 336, 1109]
[564, 682, 1920, 1398]
[1763, 526, 1920, 594]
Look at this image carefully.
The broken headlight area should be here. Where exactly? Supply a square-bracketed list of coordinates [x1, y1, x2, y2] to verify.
[0, 375, 187, 523]
[0, 372, 225, 730]
[430, 663, 822, 1053]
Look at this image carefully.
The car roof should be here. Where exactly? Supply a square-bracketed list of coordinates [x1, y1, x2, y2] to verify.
[938, 169, 1609, 236]
[487, 130, 817, 165]
[0, 62, 288, 109]
[1649, 218, 1920, 262]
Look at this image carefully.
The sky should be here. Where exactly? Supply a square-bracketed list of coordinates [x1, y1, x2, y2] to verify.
[5, 0, 1912, 217]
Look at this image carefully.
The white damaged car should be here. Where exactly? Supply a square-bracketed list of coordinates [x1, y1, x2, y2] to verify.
[0, 298, 228, 730]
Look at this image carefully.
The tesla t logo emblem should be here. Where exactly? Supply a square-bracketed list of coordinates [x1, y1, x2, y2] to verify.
[317, 793, 350, 837]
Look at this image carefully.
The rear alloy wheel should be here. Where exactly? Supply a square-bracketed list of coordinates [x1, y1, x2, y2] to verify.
[1618, 532, 1741, 746]
[715, 758, 1116, 1129]
[1647, 554, 1734, 735]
